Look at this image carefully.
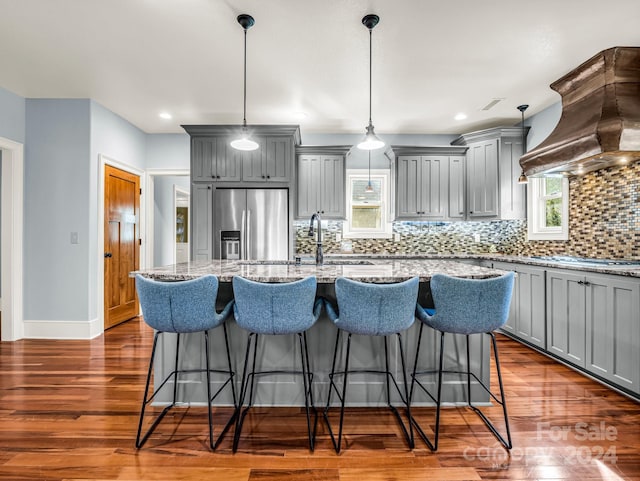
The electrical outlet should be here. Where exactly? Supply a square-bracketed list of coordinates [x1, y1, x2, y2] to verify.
[473, 233, 481, 242]
[335, 232, 342, 242]
[394, 233, 401, 242]
[70, 232, 79, 244]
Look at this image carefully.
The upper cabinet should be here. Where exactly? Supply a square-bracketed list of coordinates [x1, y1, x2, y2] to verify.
[183, 125, 301, 184]
[392, 146, 468, 221]
[242, 136, 293, 182]
[296, 146, 350, 219]
[191, 137, 241, 182]
[451, 127, 528, 220]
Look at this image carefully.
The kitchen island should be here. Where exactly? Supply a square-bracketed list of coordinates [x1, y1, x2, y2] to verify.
[133, 258, 507, 407]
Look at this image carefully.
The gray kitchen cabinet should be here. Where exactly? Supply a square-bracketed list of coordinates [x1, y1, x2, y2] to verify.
[190, 137, 241, 182]
[242, 136, 292, 182]
[448, 155, 466, 220]
[451, 127, 527, 220]
[492, 261, 546, 348]
[191, 183, 213, 260]
[296, 146, 349, 219]
[546, 268, 640, 394]
[392, 146, 468, 221]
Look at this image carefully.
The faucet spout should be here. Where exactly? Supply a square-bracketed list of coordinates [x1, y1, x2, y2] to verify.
[308, 212, 323, 266]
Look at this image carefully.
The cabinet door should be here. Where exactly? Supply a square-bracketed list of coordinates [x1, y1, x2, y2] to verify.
[396, 156, 422, 218]
[264, 136, 291, 182]
[320, 155, 345, 218]
[546, 269, 586, 367]
[586, 274, 640, 393]
[191, 183, 213, 260]
[241, 137, 265, 181]
[515, 265, 546, 348]
[297, 155, 321, 218]
[420, 156, 448, 219]
[448, 155, 465, 220]
[499, 137, 526, 219]
[216, 143, 242, 181]
[467, 139, 498, 217]
[492, 262, 517, 335]
[191, 138, 216, 181]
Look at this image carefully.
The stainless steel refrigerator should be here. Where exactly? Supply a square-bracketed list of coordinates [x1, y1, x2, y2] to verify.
[213, 189, 289, 260]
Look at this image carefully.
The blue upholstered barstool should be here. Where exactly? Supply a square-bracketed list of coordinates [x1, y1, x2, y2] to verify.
[410, 272, 515, 451]
[231, 276, 323, 452]
[323, 276, 419, 453]
[135, 274, 236, 449]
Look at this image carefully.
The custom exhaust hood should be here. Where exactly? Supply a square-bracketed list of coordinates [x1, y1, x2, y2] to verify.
[520, 47, 640, 177]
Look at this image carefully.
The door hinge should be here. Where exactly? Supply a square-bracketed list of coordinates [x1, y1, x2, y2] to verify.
[139, 188, 142, 195]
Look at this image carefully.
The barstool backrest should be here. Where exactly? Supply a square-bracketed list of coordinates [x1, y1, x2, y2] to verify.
[135, 274, 222, 333]
[232, 276, 320, 335]
[332, 277, 419, 336]
[427, 273, 515, 334]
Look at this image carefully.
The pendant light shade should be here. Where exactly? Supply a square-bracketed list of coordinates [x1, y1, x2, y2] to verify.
[231, 14, 259, 152]
[357, 14, 385, 151]
[517, 104, 529, 184]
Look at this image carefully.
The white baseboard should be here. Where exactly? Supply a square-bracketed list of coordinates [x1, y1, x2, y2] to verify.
[23, 318, 102, 339]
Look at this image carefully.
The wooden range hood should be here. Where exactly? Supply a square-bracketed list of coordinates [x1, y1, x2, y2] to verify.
[520, 47, 640, 177]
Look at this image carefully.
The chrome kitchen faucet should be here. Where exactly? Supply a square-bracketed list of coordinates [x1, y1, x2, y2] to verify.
[308, 212, 323, 266]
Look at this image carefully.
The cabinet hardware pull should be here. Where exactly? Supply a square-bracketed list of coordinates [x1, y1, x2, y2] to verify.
[104, 252, 113, 258]
[578, 280, 584, 285]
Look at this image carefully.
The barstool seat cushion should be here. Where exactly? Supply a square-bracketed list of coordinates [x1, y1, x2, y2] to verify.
[416, 273, 515, 335]
[232, 276, 323, 335]
[136, 274, 233, 333]
[326, 277, 419, 336]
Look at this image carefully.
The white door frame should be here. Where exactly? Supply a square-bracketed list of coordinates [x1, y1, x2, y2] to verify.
[97, 154, 146, 333]
[0, 136, 24, 341]
[145, 169, 190, 268]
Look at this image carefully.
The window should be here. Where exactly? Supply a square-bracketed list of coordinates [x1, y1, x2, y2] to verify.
[343, 169, 392, 238]
[527, 176, 569, 240]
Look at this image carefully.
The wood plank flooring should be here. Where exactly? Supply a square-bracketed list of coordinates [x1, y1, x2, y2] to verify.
[1, 318, 639, 480]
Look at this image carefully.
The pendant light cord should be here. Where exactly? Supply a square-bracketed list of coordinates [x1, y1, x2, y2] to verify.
[368, 27, 373, 125]
[242, 28, 248, 128]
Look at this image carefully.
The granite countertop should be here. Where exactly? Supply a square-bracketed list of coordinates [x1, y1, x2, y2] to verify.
[131, 258, 507, 283]
[132, 254, 640, 282]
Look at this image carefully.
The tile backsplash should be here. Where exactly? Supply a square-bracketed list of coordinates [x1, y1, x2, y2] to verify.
[295, 161, 639, 259]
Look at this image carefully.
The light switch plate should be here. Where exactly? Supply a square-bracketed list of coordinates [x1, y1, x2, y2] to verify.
[473, 233, 481, 242]
[394, 233, 401, 242]
[70, 232, 79, 244]
[335, 232, 342, 242]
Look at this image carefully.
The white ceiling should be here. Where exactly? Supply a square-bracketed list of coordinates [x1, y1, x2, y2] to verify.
[1, 0, 639, 137]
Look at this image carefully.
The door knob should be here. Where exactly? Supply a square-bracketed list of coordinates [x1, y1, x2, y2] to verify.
[104, 252, 113, 258]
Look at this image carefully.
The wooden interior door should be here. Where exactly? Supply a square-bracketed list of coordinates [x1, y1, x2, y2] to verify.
[104, 165, 140, 329]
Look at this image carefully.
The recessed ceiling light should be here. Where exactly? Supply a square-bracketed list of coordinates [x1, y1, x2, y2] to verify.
[454, 112, 467, 121]
[159, 112, 172, 120]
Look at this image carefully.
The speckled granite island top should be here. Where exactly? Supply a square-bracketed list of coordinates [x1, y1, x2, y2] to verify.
[132, 258, 506, 283]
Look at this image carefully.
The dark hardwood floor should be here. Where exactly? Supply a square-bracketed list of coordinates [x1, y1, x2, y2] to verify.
[1, 318, 639, 480]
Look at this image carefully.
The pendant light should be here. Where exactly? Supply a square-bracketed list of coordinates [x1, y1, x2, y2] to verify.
[357, 14, 385, 151]
[365, 151, 374, 192]
[517, 104, 529, 184]
[230, 14, 259, 151]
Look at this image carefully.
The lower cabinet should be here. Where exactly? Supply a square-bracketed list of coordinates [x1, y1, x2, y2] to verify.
[493, 261, 546, 349]
[546, 268, 640, 394]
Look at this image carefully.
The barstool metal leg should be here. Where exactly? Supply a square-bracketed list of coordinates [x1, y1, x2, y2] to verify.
[233, 332, 256, 452]
[298, 333, 317, 451]
[396, 332, 414, 448]
[408, 323, 437, 451]
[323, 329, 351, 453]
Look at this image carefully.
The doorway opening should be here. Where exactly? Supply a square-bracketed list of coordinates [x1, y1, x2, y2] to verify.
[0, 136, 24, 341]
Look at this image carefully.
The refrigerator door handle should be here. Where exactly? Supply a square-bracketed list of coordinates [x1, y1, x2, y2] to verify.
[246, 209, 251, 260]
[241, 209, 247, 259]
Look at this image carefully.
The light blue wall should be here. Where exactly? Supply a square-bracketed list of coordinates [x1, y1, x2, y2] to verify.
[153, 176, 190, 267]
[24, 99, 91, 321]
[526, 102, 561, 150]
[0, 86, 26, 143]
[146, 133, 190, 170]
[89, 101, 147, 320]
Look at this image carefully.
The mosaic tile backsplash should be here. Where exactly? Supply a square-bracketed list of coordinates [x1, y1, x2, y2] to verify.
[295, 162, 639, 259]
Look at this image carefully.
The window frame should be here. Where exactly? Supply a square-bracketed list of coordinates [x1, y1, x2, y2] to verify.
[527, 176, 569, 240]
[342, 168, 392, 239]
